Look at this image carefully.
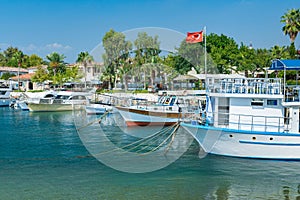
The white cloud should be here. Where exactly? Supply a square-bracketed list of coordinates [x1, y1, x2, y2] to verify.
[45, 43, 72, 51]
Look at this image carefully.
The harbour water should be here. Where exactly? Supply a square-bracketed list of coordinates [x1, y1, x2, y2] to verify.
[1, 107, 300, 199]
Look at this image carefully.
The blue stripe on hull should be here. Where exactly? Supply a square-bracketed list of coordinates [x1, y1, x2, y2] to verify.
[208, 152, 300, 161]
[239, 140, 300, 146]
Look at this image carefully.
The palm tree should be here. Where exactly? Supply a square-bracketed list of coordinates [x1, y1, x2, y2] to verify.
[270, 45, 289, 59]
[76, 51, 94, 89]
[46, 52, 66, 87]
[12, 51, 24, 91]
[281, 8, 300, 58]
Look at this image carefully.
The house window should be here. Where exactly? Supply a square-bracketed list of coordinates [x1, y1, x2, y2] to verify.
[251, 99, 264, 106]
[267, 99, 278, 106]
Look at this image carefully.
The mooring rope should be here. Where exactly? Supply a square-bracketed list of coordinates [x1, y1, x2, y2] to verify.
[76, 111, 110, 131]
[124, 123, 178, 153]
[140, 123, 180, 155]
[90, 122, 179, 156]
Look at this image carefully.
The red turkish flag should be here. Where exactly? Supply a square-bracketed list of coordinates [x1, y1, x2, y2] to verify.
[186, 31, 203, 43]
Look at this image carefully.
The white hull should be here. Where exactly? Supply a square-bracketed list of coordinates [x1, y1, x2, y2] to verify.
[0, 99, 11, 107]
[28, 103, 85, 112]
[85, 104, 112, 115]
[181, 122, 300, 160]
[117, 107, 180, 126]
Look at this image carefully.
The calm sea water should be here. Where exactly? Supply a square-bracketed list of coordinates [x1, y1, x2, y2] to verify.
[1, 107, 300, 200]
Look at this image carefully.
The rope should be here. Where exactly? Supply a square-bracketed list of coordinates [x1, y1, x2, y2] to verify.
[125, 123, 178, 153]
[140, 123, 180, 155]
[90, 122, 179, 156]
[76, 111, 109, 131]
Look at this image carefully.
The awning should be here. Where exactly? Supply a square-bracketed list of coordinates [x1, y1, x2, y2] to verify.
[270, 59, 300, 70]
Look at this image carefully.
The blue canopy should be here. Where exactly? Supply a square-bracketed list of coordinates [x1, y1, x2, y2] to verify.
[270, 59, 300, 70]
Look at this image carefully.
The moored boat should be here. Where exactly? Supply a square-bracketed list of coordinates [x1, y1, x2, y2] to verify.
[0, 87, 12, 107]
[116, 95, 202, 126]
[27, 91, 90, 112]
[181, 60, 300, 160]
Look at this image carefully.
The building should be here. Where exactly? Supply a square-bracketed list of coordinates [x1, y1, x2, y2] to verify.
[0, 66, 28, 77]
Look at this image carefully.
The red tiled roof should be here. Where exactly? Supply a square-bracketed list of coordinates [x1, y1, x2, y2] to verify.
[11, 73, 35, 81]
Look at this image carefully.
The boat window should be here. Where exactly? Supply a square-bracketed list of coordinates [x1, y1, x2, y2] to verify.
[267, 100, 278, 106]
[251, 99, 264, 106]
[169, 97, 176, 106]
[55, 95, 69, 100]
[44, 94, 55, 98]
[164, 98, 170, 105]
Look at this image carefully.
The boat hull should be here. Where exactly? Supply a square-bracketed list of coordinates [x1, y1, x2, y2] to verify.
[85, 104, 109, 115]
[28, 103, 85, 112]
[0, 99, 11, 107]
[116, 106, 181, 126]
[181, 122, 300, 160]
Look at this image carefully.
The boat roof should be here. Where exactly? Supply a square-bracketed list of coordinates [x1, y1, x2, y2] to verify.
[270, 59, 300, 70]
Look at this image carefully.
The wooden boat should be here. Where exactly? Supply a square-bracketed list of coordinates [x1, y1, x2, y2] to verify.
[116, 95, 202, 126]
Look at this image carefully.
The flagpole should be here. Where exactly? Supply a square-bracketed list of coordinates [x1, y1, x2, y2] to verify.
[204, 26, 207, 90]
[204, 26, 207, 76]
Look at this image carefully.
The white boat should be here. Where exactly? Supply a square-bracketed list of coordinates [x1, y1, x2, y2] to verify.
[13, 100, 29, 110]
[181, 69, 300, 160]
[116, 95, 202, 126]
[0, 87, 12, 107]
[27, 91, 90, 112]
[85, 103, 113, 115]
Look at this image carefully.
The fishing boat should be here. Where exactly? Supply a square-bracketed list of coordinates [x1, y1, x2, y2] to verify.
[27, 91, 90, 112]
[181, 59, 300, 160]
[116, 95, 202, 126]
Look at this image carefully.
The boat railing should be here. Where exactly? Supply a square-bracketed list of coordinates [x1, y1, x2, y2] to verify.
[182, 111, 292, 133]
[207, 78, 282, 95]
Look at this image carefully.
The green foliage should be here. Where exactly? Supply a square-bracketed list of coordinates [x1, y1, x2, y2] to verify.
[163, 54, 193, 75]
[27, 54, 43, 67]
[176, 40, 205, 73]
[31, 66, 49, 83]
[102, 29, 132, 89]
[206, 33, 239, 74]
[281, 8, 300, 44]
[44, 52, 68, 87]
[0, 72, 15, 80]
[270, 45, 290, 59]
[76, 51, 94, 88]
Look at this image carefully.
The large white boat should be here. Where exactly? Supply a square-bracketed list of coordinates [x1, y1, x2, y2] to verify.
[116, 95, 202, 126]
[181, 59, 300, 160]
[27, 91, 90, 112]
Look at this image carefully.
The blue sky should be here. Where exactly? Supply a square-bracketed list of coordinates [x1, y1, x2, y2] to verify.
[0, 0, 299, 63]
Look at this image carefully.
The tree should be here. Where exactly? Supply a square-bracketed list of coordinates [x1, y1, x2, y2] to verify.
[76, 51, 94, 89]
[235, 43, 257, 77]
[102, 29, 132, 89]
[281, 8, 300, 58]
[270, 45, 290, 59]
[133, 32, 161, 89]
[206, 33, 239, 74]
[176, 40, 205, 73]
[4, 47, 25, 67]
[12, 51, 24, 90]
[31, 66, 49, 89]
[27, 54, 44, 67]
[0, 72, 15, 80]
[46, 52, 66, 87]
